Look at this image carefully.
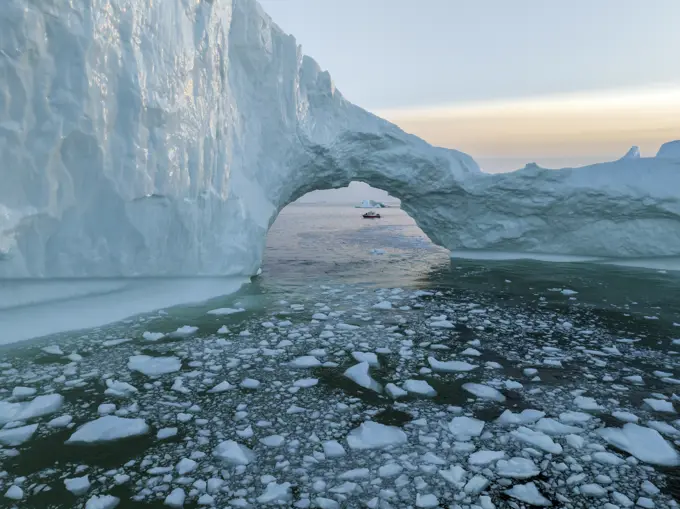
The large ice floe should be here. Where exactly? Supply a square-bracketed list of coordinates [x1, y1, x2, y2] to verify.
[1, 0, 680, 284]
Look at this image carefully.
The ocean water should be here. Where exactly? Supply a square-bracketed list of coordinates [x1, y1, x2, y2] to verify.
[2, 203, 680, 508]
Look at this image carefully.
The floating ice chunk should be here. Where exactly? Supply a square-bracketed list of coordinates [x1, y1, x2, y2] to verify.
[352, 351, 379, 366]
[169, 325, 198, 338]
[85, 495, 119, 509]
[208, 381, 235, 393]
[558, 411, 592, 424]
[561, 289, 578, 296]
[127, 355, 181, 377]
[257, 482, 292, 504]
[105, 380, 138, 398]
[592, 451, 625, 465]
[580, 483, 607, 497]
[164, 488, 186, 508]
[241, 378, 260, 389]
[142, 332, 165, 342]
[207, 307, 245, 315]
[416, 493, 439, 508]
[65, 475, 91, 496]
[422, 452, 447, 465]
[336, 323, 359, 330]
[497, 409, 545, 425]
[157, 427, 178, 440]
[644, 398, 676, 413]
[386, 383, 408, 399]
[0, 424, 38, 446]
[533, 418, 582, 435]
[176, 458, 197, 475]
[372, 301, 393, 310]
[217, 326, 231, 334]
[439, 465, 466, 485]
[430, 320, 454, 329]
[12, 387, 36, 399]
[403, 379, 437, 397]
[213, 440, 255, 465]
[293, 378, 318, 388]
[648, 420, 680, 436]
[289, 356, 322, 368]
[346, 421, 407, 450]
[505, 482, 551, 506]
[496, 458, 540, 479]
[380, 463, 404, 477]
[448, 416, 484, 440]
[42, 345, 64, 355]
[428, 356, 477, 372]
[463, 383, 506, 402]
[461, 348, 481, 356]
[66, 416, 149, 444]
[469, 450, 505, 465]
[0, 394, 64, 424]
[574, 395, 603, 411]
[612, 411, 639, 423]
[339, 468, 370, 480]
[261, 435, 285, 447]
[598, 423, 680, 466]
[98, 403, 116, 415]
[464, 475, 490, 494]
[511, 427, 563, 454]
[48, 415, 73, 428]
[323, 440, 346, 458]
[343, 362, 382, 393]
[314, 498, 340, 509]
[4, 485, 23, 500]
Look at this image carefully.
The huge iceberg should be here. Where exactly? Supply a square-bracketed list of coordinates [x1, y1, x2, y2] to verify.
[1, 0, 680, 280]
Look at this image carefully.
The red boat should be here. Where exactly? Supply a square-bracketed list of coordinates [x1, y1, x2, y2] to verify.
[362, 211, 381, 219]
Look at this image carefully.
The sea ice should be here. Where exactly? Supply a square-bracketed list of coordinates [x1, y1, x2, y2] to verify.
[66, 416, 149, 444]
[346, 421, 407, 450]
[598, 423, 680, 466]
[127, 355, 181, 377]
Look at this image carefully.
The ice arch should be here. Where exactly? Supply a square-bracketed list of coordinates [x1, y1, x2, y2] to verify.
[1, 0, 680, 280]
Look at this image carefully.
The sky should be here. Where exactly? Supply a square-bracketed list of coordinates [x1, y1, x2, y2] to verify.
[260, 0, 680, 181]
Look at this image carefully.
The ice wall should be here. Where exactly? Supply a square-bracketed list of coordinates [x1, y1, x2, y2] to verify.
[1, 0, 680, 280]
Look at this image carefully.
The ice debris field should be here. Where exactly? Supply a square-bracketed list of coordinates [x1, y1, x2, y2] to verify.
[2, 283, 680, 508]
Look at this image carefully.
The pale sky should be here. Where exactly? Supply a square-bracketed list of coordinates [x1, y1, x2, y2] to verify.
[260, 0, 680, 173]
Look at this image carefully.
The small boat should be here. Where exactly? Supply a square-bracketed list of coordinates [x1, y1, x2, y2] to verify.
[362, 211, 381, 219]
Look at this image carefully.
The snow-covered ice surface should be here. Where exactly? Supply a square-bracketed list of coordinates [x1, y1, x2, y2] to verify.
[2, 268, 680, 509]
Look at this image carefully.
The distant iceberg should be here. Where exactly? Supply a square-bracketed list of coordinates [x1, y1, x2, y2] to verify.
[356, 200, 386, 209]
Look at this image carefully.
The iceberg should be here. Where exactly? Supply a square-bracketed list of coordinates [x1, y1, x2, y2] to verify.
[1, 0, 679, 284]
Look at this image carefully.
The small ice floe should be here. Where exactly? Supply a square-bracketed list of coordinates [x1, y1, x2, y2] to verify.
[461, 348, 481, 356]
[370, 248, 386, 255]
[207, 307, 245, 315]
[293, 378, 318, 388]
[102, 338, 132, 347]
[497, 409, 545, 425]
[644, 398, 676, 413]
[429, 320, 454, 329]
[385, 383, 408, 399]
[164, 488, 186, 508]
[346, 421, 407, 450]
[142, 331, 165, 342]
[241, 378, 260, 389]
[0, 394, 64, 425]
[402, 379, 436, 397]
[533, 418, 582, 435]
[372, 301, 393, 310]
[496, 457, 540, 479]
[42, 345, 64, 355]
[612, 410, 639, 423]
[66, 416, 149, 444]
[217, 325, 231, 334]
[505, 482, 551, 506]
[127, 355, 181, 377]
[289, 356, 322, 368]
[323, 440, 346, 458]
[169, 325, 198, 338]
[0, 424, 38, 446]
[213, 440, 255, 465]
[598, 423, 680, 466]
[573, 395, 603, 411]
[462, 383, 506, 402]
[352, 351, 379, 366]
[208, 381, 235, 393]
[48, 415, 73, 428]
[64, 475, 91, 496]
[104, 380, 138, 398]
[448, 416, 484, 440]
[157, 427, 178, 440]
[84, 495, 119, 509]
[343, 362, 382, 393]
[257, 482, 292, 504]
[468, 450, 505, 465]
[511, 427, 563, 454]
[11, 387, 36, 399]
[428, 356, 477, 372]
